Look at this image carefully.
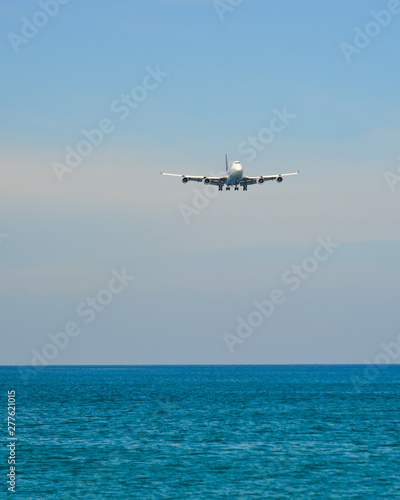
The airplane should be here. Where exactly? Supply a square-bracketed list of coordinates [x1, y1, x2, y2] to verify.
[161, 155, 299, 191]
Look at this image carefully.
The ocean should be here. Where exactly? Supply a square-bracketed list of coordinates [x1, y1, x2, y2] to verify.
[1, 365, 400, 499]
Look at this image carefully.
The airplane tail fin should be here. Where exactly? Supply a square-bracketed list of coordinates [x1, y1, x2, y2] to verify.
[225, 154, 228, 172]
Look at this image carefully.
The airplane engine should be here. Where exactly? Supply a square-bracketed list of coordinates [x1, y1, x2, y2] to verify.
[276, 176, 283, 183]
[182, 177, 189, 183]
[258, 177, 264, 184]
[204, 178, 211, 184]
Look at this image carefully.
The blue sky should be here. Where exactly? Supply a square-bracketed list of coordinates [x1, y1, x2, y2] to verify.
[1, 0, 400, 366]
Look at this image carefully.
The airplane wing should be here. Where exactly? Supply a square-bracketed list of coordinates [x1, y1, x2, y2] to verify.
[242, 170, 299, 186]
[240, 177, 258, 186]
[160, 172, 204, 183]
[161, 172, 227, 185]
[204, 176, 227, 186]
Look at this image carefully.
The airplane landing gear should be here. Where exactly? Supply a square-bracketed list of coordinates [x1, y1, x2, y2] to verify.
[218, 185, 223, 191]
[243, 185, 247, 191]
[226, 187, 230, 191]
[234, 186, 239, 191]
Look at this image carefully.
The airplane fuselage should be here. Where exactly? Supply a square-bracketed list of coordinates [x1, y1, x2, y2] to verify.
[226, 161, 243, 186]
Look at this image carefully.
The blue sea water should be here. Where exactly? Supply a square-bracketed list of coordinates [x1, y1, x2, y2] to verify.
[1, 365, 400, 499]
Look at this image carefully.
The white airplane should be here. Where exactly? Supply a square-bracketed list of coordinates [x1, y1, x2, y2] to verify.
[161, 155, 299, 191]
